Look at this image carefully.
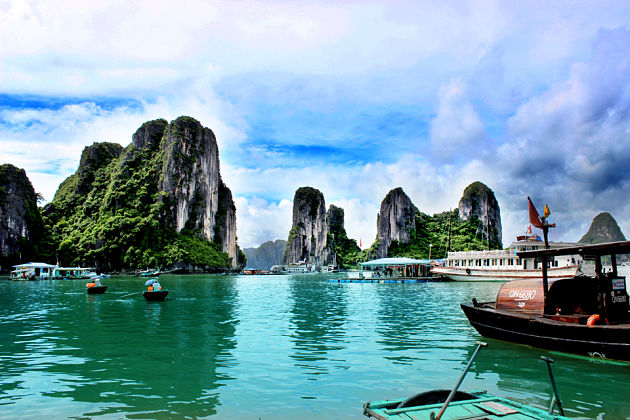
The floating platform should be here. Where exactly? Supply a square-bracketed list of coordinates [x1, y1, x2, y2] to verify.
[329, 277, 443, 283]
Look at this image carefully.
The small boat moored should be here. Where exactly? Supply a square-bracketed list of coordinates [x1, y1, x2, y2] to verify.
[363, 343, 569, 420]
[462, 199, 630, 361]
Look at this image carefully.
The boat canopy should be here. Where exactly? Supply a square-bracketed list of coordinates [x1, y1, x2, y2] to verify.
[517, 240, 630, 259]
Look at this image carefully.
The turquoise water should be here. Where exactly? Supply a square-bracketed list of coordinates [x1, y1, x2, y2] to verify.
[0, 274, 629, 419]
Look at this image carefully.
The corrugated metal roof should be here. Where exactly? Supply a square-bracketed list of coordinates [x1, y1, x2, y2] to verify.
[361, 257, 431, 266]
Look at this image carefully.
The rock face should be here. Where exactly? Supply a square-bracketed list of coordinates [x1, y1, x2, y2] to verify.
[579, 212, 626, 244]
[157, 117, 239, 264]
[282, 187, 331, 268]
[45, 116, 244, 271]
[243, 239, 287, 270]
[0, 164, 44, 269]
[375, 187, 416, 258]
[458, 181, 502, 248]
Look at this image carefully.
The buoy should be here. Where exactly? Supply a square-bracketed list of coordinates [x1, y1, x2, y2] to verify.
[587, 314, 601, 326]
[466, 268, 471, 275]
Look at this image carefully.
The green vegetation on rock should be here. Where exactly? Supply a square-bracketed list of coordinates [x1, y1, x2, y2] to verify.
[42, 118, 237, 272]
[386, 209, 501, 259]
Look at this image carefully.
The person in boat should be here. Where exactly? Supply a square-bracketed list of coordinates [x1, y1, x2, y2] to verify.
[153, 280, 162, 291]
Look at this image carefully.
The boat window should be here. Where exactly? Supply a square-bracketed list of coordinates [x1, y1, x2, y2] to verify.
[499, 259, 504, 265]
[483, 259, 489, 266]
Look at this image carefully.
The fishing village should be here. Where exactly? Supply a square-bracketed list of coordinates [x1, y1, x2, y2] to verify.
[2, 2, 630, 419]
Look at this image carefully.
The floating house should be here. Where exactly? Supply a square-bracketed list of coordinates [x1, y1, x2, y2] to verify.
[10, 263, 97, 280]
[10, 262, 58, 280]
[357, 257, 440, 279]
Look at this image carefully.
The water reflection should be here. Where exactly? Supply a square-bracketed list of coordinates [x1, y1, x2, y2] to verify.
[288, 277, 348, 376]
[374, 283, 478, 365]
[0, 276, 239, 418]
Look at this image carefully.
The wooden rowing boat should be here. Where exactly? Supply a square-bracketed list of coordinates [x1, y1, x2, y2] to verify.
[363, 390, 570, 420]
[143, 290, 168, 301]
[86, 285, 108, 294]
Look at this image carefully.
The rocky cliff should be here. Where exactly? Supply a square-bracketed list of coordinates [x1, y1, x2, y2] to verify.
[327, 204, 361, 267]
[243, 239, 287, 270]
[282, 187, 331, 268]
[0, 164, 45, 270]
[44, 116, 244, 272]
[157, 117, 239, 265]
[458, 181, 502, 248]
[374, 187, 416, 258]
[579, 212, 626, 244]
[371, 183, 503, 260]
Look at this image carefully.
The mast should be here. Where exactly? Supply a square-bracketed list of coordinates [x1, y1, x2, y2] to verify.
[528, 197, 555, 314]
[486, 205, 490, 250]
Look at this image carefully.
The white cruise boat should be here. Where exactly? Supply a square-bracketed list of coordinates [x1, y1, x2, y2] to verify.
[285, 260, 314, 273]
[431, 234, 582, 282]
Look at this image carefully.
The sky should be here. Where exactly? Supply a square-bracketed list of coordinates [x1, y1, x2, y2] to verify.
[2, 0, 630, 249]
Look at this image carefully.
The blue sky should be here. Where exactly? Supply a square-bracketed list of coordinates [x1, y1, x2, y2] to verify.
[3, 1, 630, 248]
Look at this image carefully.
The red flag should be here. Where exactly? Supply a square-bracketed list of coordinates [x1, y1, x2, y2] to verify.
[528, 225, 532, 234]
[359, 238, 362, 248]
[528, 197, 544, 228]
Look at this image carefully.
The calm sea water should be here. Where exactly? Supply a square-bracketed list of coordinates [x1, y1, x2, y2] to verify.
[1, 273, 629, 419]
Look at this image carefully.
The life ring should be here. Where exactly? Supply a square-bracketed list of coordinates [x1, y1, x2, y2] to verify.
[587, 314, 603, 326]
[466, 268, 471, 275]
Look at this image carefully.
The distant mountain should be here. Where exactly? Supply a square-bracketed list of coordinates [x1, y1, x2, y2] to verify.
[579, 212, 626, 244]
[243, 240, 287, 270]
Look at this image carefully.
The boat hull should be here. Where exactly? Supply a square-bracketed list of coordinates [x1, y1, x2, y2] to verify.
[363, 389, 570, 419]
[461, 303, 630, 361]
[143, 290, 168, 301]
[86, 285, 107, 294]
[432, 265, 579, 282]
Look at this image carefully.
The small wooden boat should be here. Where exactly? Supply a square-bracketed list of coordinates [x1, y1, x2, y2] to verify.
[363, 343, 569, 420]
[462, 240, 630, 361]
[143, 290, 168, 301]
[363, 390, 569, 420]
[86, 285, 108, 294]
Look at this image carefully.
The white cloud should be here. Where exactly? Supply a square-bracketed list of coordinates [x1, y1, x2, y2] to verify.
[234, 196, 293, 248]
[429, 79, 487, 158]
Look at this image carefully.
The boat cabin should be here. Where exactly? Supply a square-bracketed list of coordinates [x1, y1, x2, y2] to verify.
[444, 239, 581, 271]
[515, 241, 630, 321]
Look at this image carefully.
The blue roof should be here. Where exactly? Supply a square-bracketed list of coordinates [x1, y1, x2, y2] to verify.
[12, 262, 58, 268]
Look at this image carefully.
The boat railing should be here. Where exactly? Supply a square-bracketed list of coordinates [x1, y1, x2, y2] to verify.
[447, 249, 514, 258]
